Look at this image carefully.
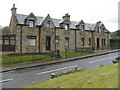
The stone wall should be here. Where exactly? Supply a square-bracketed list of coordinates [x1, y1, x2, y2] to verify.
[40, 15, 56, 52]
[15, 25, 39, 53]
[13, 24, 110, 53]
[9, 9, 110, 53]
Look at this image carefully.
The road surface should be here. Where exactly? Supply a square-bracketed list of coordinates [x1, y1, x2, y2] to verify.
[1, 51, 119, 88]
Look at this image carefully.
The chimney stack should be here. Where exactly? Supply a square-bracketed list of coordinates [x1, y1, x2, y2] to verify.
[11, 4, 17, 15]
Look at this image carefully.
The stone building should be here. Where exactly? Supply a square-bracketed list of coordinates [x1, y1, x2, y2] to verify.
[8, 4, 110, 53]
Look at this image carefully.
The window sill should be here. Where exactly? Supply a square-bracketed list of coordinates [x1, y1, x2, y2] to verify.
[29, 27, 35, 28]
[27, 45, 36, 47]
[64, 30, 69, 31]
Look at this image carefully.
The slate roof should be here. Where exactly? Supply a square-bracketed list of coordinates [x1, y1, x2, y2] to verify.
[51, 18, 61, 27]
[85, 23, 96, 31]
[16, 14, 27, 24]
[16, 14, 108, 32]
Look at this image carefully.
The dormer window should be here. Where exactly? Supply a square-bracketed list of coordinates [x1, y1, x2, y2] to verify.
[81, 25, 84, 31]
[29, 20, 34, 27]
[47, 21, 50, 28]
[97, 27, 99, 33]
[102, 28, 105, 34]
[65, 24, 69, 30]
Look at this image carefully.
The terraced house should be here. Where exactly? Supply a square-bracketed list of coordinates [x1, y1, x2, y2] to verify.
[4, 4, 110, 53]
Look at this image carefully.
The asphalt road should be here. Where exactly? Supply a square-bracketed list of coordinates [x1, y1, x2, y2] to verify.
[1, 51, 119, 88]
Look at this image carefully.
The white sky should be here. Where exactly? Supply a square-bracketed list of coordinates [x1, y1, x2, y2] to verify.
[0, 0, 119, 32]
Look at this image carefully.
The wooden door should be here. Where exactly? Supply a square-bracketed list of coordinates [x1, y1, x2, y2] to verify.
[46, 36, 51, 50]
[97, 38, 99, 49]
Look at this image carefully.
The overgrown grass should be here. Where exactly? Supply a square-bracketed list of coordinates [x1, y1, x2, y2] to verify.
[1, 54, 57, 67]
[60, 52, 93, 58]
[1, 52, 94, 68]
[23, 63, 118, 88]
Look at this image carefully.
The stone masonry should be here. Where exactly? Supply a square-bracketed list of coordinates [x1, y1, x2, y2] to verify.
[9, 4, 110, 53]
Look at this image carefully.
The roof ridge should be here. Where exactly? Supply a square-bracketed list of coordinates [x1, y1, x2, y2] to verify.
[17, 14, 44, 18]
[17, 14, 27, 16]
[16, 13, 99, 31]
[17, 14, 95, 24]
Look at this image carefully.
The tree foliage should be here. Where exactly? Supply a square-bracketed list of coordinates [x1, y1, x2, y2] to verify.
[1, 26, 9, 35]
[111, 30, 120, 40]
[115, 30, 120, 37]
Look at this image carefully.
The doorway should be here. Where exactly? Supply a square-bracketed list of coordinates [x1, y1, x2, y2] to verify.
[46, 36, 51, 51]
[97, 38, 100, 49]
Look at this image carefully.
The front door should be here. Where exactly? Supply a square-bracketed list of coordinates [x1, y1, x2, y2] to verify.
[97, 38, 99, 49]
[46, 36, 51, 50]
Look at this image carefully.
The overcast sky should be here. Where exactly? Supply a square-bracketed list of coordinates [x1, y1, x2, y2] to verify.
[0, 0, 119, 32]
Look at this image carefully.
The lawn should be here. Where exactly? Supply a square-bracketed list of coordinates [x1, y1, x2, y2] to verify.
[1, 54, 57, 67]
[1, 52, 93, 68]
[60, 52, 93, 59]
[23, 63, 118, 88]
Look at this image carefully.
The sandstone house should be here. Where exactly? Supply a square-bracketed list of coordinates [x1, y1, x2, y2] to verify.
[1, 4, 110, 53]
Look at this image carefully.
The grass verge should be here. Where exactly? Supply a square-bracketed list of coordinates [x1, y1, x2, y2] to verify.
[23, 63, 118, 88]
[1, 52, 93, 68]
[1, 54, 57, 67]
[60, 52, 93, 59]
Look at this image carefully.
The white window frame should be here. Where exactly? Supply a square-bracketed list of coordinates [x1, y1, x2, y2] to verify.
[10, 40, 15, 45]
[81, 25, 84, 31]
[29, 20, 34, 28]
[27, 36, 36, 46]
[47, 21, 50, 28]
[65, 24, 69, 30]
[81, 38, 84, 46]
[65, 37, 69, 46]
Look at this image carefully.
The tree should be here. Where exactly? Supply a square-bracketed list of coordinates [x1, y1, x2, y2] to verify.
[2, 26, 9, 35]
[116, 30, 120, 37]
[110, 30, 120, 49]
[111, 30, 120, 39]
